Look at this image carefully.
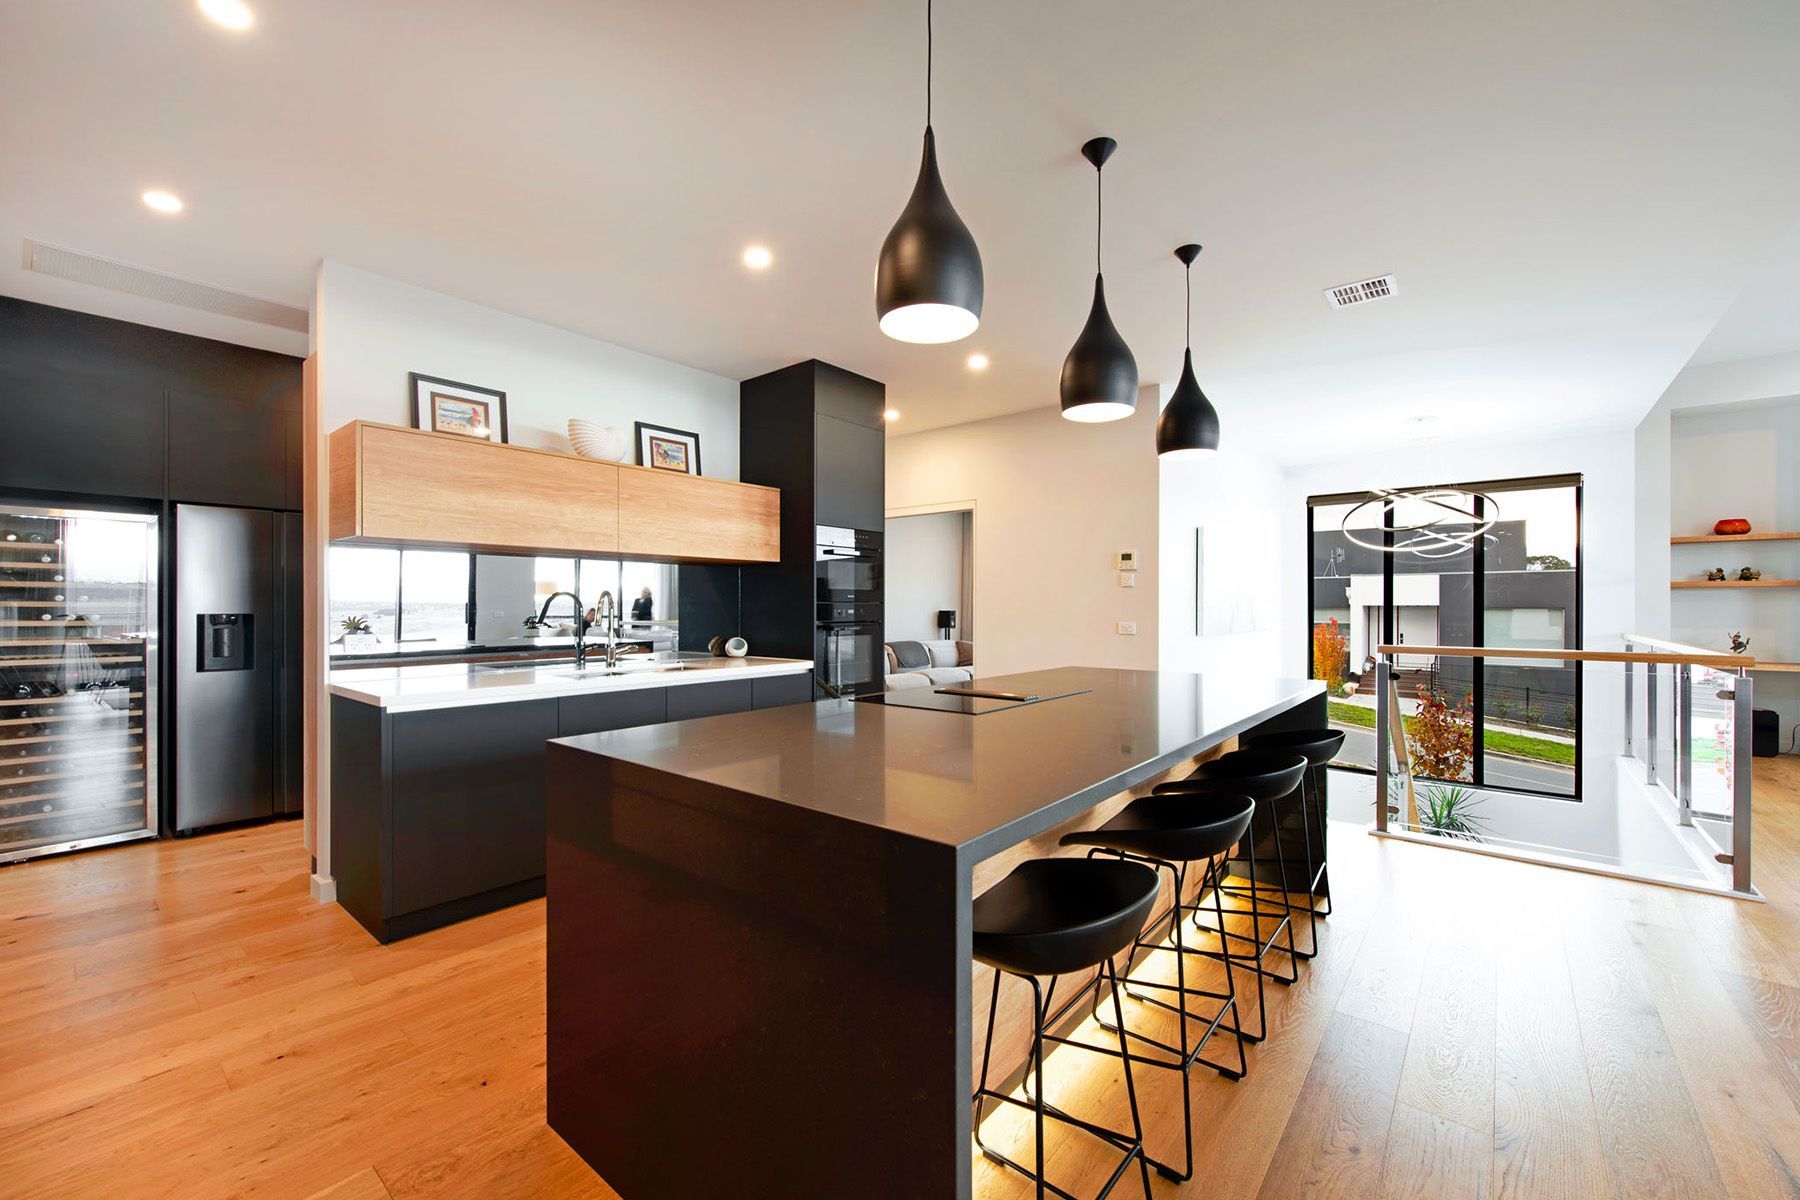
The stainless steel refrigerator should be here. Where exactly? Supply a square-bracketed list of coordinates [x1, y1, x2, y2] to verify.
[173, 504, 302, 833]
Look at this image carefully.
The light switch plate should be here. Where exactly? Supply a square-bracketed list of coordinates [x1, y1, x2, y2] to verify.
[1118, 571, 1136, 588]
[1116, 621, 1137, 636]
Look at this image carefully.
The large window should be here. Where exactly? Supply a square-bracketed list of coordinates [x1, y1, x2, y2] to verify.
[1307, 475, 1582, 798]
[329, 549, 680, 652]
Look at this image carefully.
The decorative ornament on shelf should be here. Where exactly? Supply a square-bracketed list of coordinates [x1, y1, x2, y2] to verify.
[338, 615, 377, 650]
[1738, 567, 1763, 581]
[1713, 518, 1753, 536]
[1706, 567, 1728, 581]
[568, 419, 629, 462]
[708, 635, 749, 658]
[1729, 631, 1751, 655]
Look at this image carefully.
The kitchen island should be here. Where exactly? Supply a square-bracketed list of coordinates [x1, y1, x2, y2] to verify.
[328, 653, 814, 941]
[545, 665, 1326, 1199]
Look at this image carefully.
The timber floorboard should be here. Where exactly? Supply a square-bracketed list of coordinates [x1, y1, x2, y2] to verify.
[0, 757, 1797, 1198]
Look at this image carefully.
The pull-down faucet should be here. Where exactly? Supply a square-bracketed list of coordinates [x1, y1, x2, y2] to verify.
[593, 590, 623, 669]
[535, 591, 589, 669]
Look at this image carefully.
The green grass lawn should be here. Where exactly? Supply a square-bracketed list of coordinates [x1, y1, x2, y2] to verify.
[1328, 701, 1575, 766]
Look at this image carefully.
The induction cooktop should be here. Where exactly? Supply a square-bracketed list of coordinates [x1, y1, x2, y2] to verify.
[857, 685, 1091, 715]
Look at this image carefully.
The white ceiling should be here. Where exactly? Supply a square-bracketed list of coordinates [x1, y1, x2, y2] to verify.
[4, 0, 1800, 463]
[1688, 218, 1800, 366]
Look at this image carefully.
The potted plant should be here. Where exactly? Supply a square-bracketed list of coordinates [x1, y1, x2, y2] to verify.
[1418, 783, 1488, 842]
[338, 615, 378, 651]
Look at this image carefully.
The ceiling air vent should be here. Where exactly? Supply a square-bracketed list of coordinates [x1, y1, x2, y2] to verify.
[1324, 273, 1398, 309]
[22, 239, 309, 333]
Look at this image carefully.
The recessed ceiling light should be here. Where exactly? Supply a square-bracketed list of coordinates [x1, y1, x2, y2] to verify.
[196, 0, 255, 31]
[741, 245, 773, 271]
[882, 409, 900, 422]
[141, 190, 184, 215]
[966, 353, 989, 371]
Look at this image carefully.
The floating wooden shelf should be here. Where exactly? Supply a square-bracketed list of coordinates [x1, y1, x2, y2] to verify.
[1670, 531, 1800, 544]
[1671, 579, 1800, 589]
[328, 421, 779, 564]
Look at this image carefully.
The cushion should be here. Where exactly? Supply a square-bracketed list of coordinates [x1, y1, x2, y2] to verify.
[886, 672, 933, 691]
[955, 641, 974, 667]
[889, 640, 931, 670]
[922, 640, 959, 667]
[921, 666, 973, 685]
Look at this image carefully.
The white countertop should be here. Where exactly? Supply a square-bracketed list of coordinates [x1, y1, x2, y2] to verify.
[328, 654, 813, 713]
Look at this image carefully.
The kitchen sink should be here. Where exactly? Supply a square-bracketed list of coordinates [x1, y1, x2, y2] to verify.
[550, 660, 688, 679]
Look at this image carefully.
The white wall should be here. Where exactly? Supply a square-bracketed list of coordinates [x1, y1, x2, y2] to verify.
[885, 511, 968, 644]
[310, 261, 743, 893]
[315, 260, 739, 477]
[1668, 397, 1800, 747]
[1282, 424, 1638, 827]
[886, 390, 1161, 677]
[1158, 445, 1286, 680]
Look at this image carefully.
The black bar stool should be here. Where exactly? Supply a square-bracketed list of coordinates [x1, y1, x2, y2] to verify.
[972, 858, 1159, 1200]
[1054, 792, 1254, 1182]
[1241, 728, 1346, 949]
[1151, 752, 1307, 1035]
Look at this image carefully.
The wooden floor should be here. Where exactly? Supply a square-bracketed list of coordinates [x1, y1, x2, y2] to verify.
[2, 758, 1798, 1199]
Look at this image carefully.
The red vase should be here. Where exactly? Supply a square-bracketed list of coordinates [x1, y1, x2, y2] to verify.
[1714, 518, 1752, 536]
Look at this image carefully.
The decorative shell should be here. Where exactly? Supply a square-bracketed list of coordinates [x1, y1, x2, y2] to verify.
[568, 419, 629, 462]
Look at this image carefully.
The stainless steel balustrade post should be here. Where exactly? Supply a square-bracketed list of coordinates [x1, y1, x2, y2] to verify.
[1644, 663, 1659, 787]
[1623, 656, 1633, 756]
[1676, 664, 1693, 826]
[1732, 672, 1754, 894]
[1375, 657, 1390, 833]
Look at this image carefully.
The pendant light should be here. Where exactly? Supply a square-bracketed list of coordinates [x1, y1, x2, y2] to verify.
[875, 0, 983, 344]
[1156, 243, 1222, 458]
[1060, 137, 1138, 422]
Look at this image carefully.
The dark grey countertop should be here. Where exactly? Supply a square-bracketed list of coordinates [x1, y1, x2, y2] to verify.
[554, 665, 1324, 861]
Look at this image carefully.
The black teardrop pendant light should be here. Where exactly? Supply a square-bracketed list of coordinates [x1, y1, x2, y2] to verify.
[1060, 137, 1138, 422]
[1156, 243, 1222, 458]
[875, 0, 983, 344]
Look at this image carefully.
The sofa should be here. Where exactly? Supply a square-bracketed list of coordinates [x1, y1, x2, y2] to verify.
[884, 639, 974, 690]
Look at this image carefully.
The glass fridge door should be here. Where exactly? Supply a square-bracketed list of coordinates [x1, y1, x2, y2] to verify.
[0, 504, 158, 862]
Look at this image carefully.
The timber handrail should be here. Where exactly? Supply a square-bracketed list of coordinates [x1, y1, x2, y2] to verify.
[1376, 643, 1753, 670]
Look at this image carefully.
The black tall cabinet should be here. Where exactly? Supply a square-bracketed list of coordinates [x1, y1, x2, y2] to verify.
[737, 360, 887, 665]
[0, 296, 305, 839]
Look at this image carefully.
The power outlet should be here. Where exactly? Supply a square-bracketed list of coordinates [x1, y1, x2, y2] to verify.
[1116, 621, 1137, 636]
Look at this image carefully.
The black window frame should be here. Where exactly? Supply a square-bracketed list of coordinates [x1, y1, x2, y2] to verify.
[1305, 472, 1584, 801]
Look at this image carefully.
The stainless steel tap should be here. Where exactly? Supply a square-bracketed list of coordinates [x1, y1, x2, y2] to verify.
[594, 590, 622, 669]
[535, 591, 589, 669]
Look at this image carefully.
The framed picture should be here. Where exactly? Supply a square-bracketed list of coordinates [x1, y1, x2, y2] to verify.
[409, 373, 508, 443]
[634, 422, 701, 475]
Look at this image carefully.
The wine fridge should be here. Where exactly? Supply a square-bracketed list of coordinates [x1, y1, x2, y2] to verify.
[0, 504, 158, 863]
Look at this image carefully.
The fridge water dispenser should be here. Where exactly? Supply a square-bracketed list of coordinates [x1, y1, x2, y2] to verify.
[198, 613, 254, 671]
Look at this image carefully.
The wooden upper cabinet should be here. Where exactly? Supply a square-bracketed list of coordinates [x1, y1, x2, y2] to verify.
[618, 466, 780, 563]
[328, 422, 777, 564]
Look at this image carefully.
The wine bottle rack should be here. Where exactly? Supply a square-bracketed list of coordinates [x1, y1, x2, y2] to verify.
[0, 507, 156, 862]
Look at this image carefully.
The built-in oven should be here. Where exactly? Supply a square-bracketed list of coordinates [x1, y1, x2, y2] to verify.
[816, 620, 884, 698]
[815, 526, 883, 613]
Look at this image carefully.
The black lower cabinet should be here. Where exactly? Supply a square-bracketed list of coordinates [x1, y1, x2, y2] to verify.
[667, 678, 755, 721]
[332, 674, 806, 942]
[751, 671, 814, 710]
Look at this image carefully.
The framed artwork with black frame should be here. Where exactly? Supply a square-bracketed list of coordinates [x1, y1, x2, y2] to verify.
[634, 422, 701, 475]
[409, 373, 508, 444]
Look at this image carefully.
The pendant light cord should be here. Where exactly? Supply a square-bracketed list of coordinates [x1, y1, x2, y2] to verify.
[1185, 262, 1192, 348]
[1095, 164, 1103, 274]
[926, 0, 933, 128]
